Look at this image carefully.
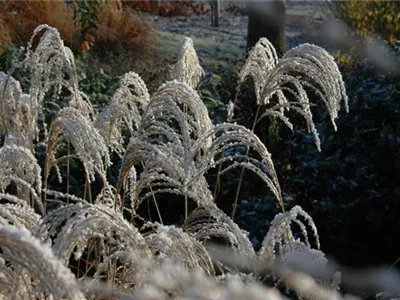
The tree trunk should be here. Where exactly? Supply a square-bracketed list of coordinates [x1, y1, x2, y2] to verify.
[246, 0, 286, 56]
[210, 0, 219, 27]
[244, 0, 287, 149]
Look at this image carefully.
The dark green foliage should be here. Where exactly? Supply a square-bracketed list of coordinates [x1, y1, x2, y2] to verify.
[275, 63, 400, 267]
[210, 58, 242, 108]
[197, 72, 228, 124]
[197, 59, 245, 124]
[72, 0, 103, 53]
[202, 49, 400, 269]
[76, 54, 121, 108]
[73, 0, 103, 33]
[0, 47, 31, 92]
[235, 196, 280, 250]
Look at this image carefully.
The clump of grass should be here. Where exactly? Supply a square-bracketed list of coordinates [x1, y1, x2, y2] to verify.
[1, 25, 395, 300]
[0, 0, 155, 60]
[94, 2, 155, 56]
[0, 1, 77, 49]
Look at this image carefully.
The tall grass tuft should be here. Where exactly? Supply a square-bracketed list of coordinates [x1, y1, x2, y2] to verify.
[234, 38, 348, 151]
[2, 24, 391, 300]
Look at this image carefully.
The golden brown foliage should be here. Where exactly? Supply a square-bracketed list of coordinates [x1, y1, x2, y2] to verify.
[0, 18, 12, 53]
[0, 0, 77, 49]
[334, 0, 400, 46]
[94, 2, 155, 55]
[0, 0, 154, 55]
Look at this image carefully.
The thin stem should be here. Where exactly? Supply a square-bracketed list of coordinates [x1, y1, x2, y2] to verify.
[389, 257, 400, 271]
[151, 186, 164, 224]
[231, 105, 262, 219]
[231, 166, 246, 219]
[139, 161, 163, 224]
[66, 138, 70, 203]
[184, 194, 188, 221]
[147, 198, 152, 222]
[43, 155, 50, 216]
[83, 177, 87, 201]
[77, 257, 81, 278]
[183, 103, 189, 220]
[86, 177, 92, 203]
[213, 87, 240, 201]
[212, 161, 223, 201]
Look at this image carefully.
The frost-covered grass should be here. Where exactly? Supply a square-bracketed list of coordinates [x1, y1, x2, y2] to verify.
[0, 24, 397, 300]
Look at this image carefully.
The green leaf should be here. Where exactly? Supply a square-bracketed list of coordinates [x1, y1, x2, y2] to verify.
[202, 97, 218, 109]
